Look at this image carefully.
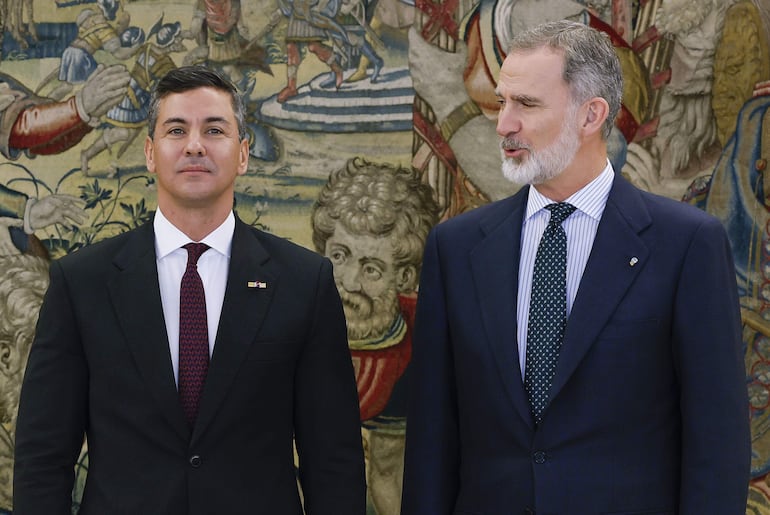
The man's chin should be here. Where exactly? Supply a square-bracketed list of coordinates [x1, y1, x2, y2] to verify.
[502, 160, 535, 185]
[345, 317, 393, 342]
[502, 160, 565, 186]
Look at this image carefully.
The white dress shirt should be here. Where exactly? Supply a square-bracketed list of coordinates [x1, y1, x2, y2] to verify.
[154, 208, 233, 384]
[516, 161, 614, 376]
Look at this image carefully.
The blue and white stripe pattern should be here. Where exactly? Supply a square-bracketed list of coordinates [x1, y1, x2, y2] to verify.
[516, 161, 614, 377]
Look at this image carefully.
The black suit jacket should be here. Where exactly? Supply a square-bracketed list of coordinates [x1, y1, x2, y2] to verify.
[402, 175, 750, 514]
[14, 217, 366, 514]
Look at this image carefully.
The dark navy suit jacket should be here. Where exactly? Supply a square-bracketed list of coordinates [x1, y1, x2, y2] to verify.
[14, 216, 366, 515]
[402, 174, 750, 514]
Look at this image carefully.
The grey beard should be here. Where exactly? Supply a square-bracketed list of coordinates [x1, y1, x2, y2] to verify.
[339, 288, 400, 341]
[499, 106, 581, 185]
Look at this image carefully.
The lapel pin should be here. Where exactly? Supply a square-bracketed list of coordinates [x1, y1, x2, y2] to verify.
[247, 281, 268, 289]
[629, 257, 639, 267]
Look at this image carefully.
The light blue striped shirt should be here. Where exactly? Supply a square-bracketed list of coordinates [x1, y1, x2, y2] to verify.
[516, 161, 614, 376]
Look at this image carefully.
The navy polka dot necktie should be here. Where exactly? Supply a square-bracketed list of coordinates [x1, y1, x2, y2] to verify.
[524, 202, 576, 425]
[179, 242, 210, 425]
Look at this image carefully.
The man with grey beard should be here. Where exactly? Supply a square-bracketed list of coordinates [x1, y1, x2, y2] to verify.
[311, 157, 438, 515]
[402, 20, 749, 514]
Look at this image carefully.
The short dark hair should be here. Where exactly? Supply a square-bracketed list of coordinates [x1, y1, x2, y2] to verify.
[147, 65, 247, 140]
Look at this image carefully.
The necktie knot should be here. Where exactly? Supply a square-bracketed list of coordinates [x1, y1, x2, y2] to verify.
[183, 242, 209, 266]
[545, 202, 576, 227]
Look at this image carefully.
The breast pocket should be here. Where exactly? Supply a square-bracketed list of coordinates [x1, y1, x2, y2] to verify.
[245, 340, 300, 362]
[587, 318, 666, 373]
[597, 318, 661, 344]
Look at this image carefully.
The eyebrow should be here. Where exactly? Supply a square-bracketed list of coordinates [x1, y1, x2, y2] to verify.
[360, 256, 388, 269]
[328, 242, 351, 252]
[494, 91, 540, 105]
[161, 116, 233, 126]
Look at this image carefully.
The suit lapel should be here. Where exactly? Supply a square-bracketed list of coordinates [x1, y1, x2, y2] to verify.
[108, 223, 190, 442]
[192, 219, 275, 442]
[470, 191, 534, 429]
[549, 176, 652, 402]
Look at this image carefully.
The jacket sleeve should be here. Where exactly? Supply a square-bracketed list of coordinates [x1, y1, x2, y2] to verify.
[8, 97, 92, 157]
[293, 258, 367, 514]
[0, 183, 28, 219]
[401, 227, 460, 515]
[674, 216, 750, 512]
[13, 260, 89, 515]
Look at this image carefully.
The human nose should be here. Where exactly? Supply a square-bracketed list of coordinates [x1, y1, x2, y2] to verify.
[496, 103, 521, 138]
[337, 263, 362, 293]
[184, 134, 206, 156]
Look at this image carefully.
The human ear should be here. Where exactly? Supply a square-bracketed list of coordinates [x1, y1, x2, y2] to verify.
[396, 265, 418, 292]
[582, 98, 609, 137]
[237, 137, 249, 176]
[144, 136, 156, 174]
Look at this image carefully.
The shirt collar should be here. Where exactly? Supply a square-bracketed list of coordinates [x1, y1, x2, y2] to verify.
[154, 208, 235, 259]
[525, 159, 614, 222]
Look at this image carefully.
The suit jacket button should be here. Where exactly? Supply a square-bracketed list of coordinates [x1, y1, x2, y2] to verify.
[189, 455, 202, 468]
[524, 508, 536, 515]
[533, 450, 547, 464]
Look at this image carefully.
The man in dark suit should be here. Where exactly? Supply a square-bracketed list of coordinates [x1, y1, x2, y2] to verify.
[13, 65, 366, 514]
[401, 20, 750, 514]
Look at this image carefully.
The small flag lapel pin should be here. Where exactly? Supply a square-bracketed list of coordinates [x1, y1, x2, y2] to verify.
[629, 257, 639, 267]
[247, 281, 268, 289]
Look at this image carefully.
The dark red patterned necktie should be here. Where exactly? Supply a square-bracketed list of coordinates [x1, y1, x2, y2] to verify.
[179, 242, 210, 425]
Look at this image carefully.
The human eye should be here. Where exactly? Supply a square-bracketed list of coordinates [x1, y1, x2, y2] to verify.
[167, 127, 185, 135]
[517, 96, 539, 108]
[329, 247, 348, 265]
[206, 126, 225, 135]
[362, 263, 383, 281]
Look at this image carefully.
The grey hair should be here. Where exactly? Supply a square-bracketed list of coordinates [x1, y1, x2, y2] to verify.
[508, 20, 623, 139]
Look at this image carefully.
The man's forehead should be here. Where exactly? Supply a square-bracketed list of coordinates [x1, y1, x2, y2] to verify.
[509, 45, 564, 60]
[159, 87, 233, 110]
[157, 92, 236, 126]
[497, 48, 565, 91]
[503, 46, 564, 72]
[331, 223, 393, 242]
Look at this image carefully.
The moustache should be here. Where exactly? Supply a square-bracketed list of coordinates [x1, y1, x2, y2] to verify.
[500, 137, 529, 152]
[180, 157, 212, 168]
[338, 289, 373, 315]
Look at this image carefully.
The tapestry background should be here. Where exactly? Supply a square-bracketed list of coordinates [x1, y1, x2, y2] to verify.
[1, 0, 769, 513]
